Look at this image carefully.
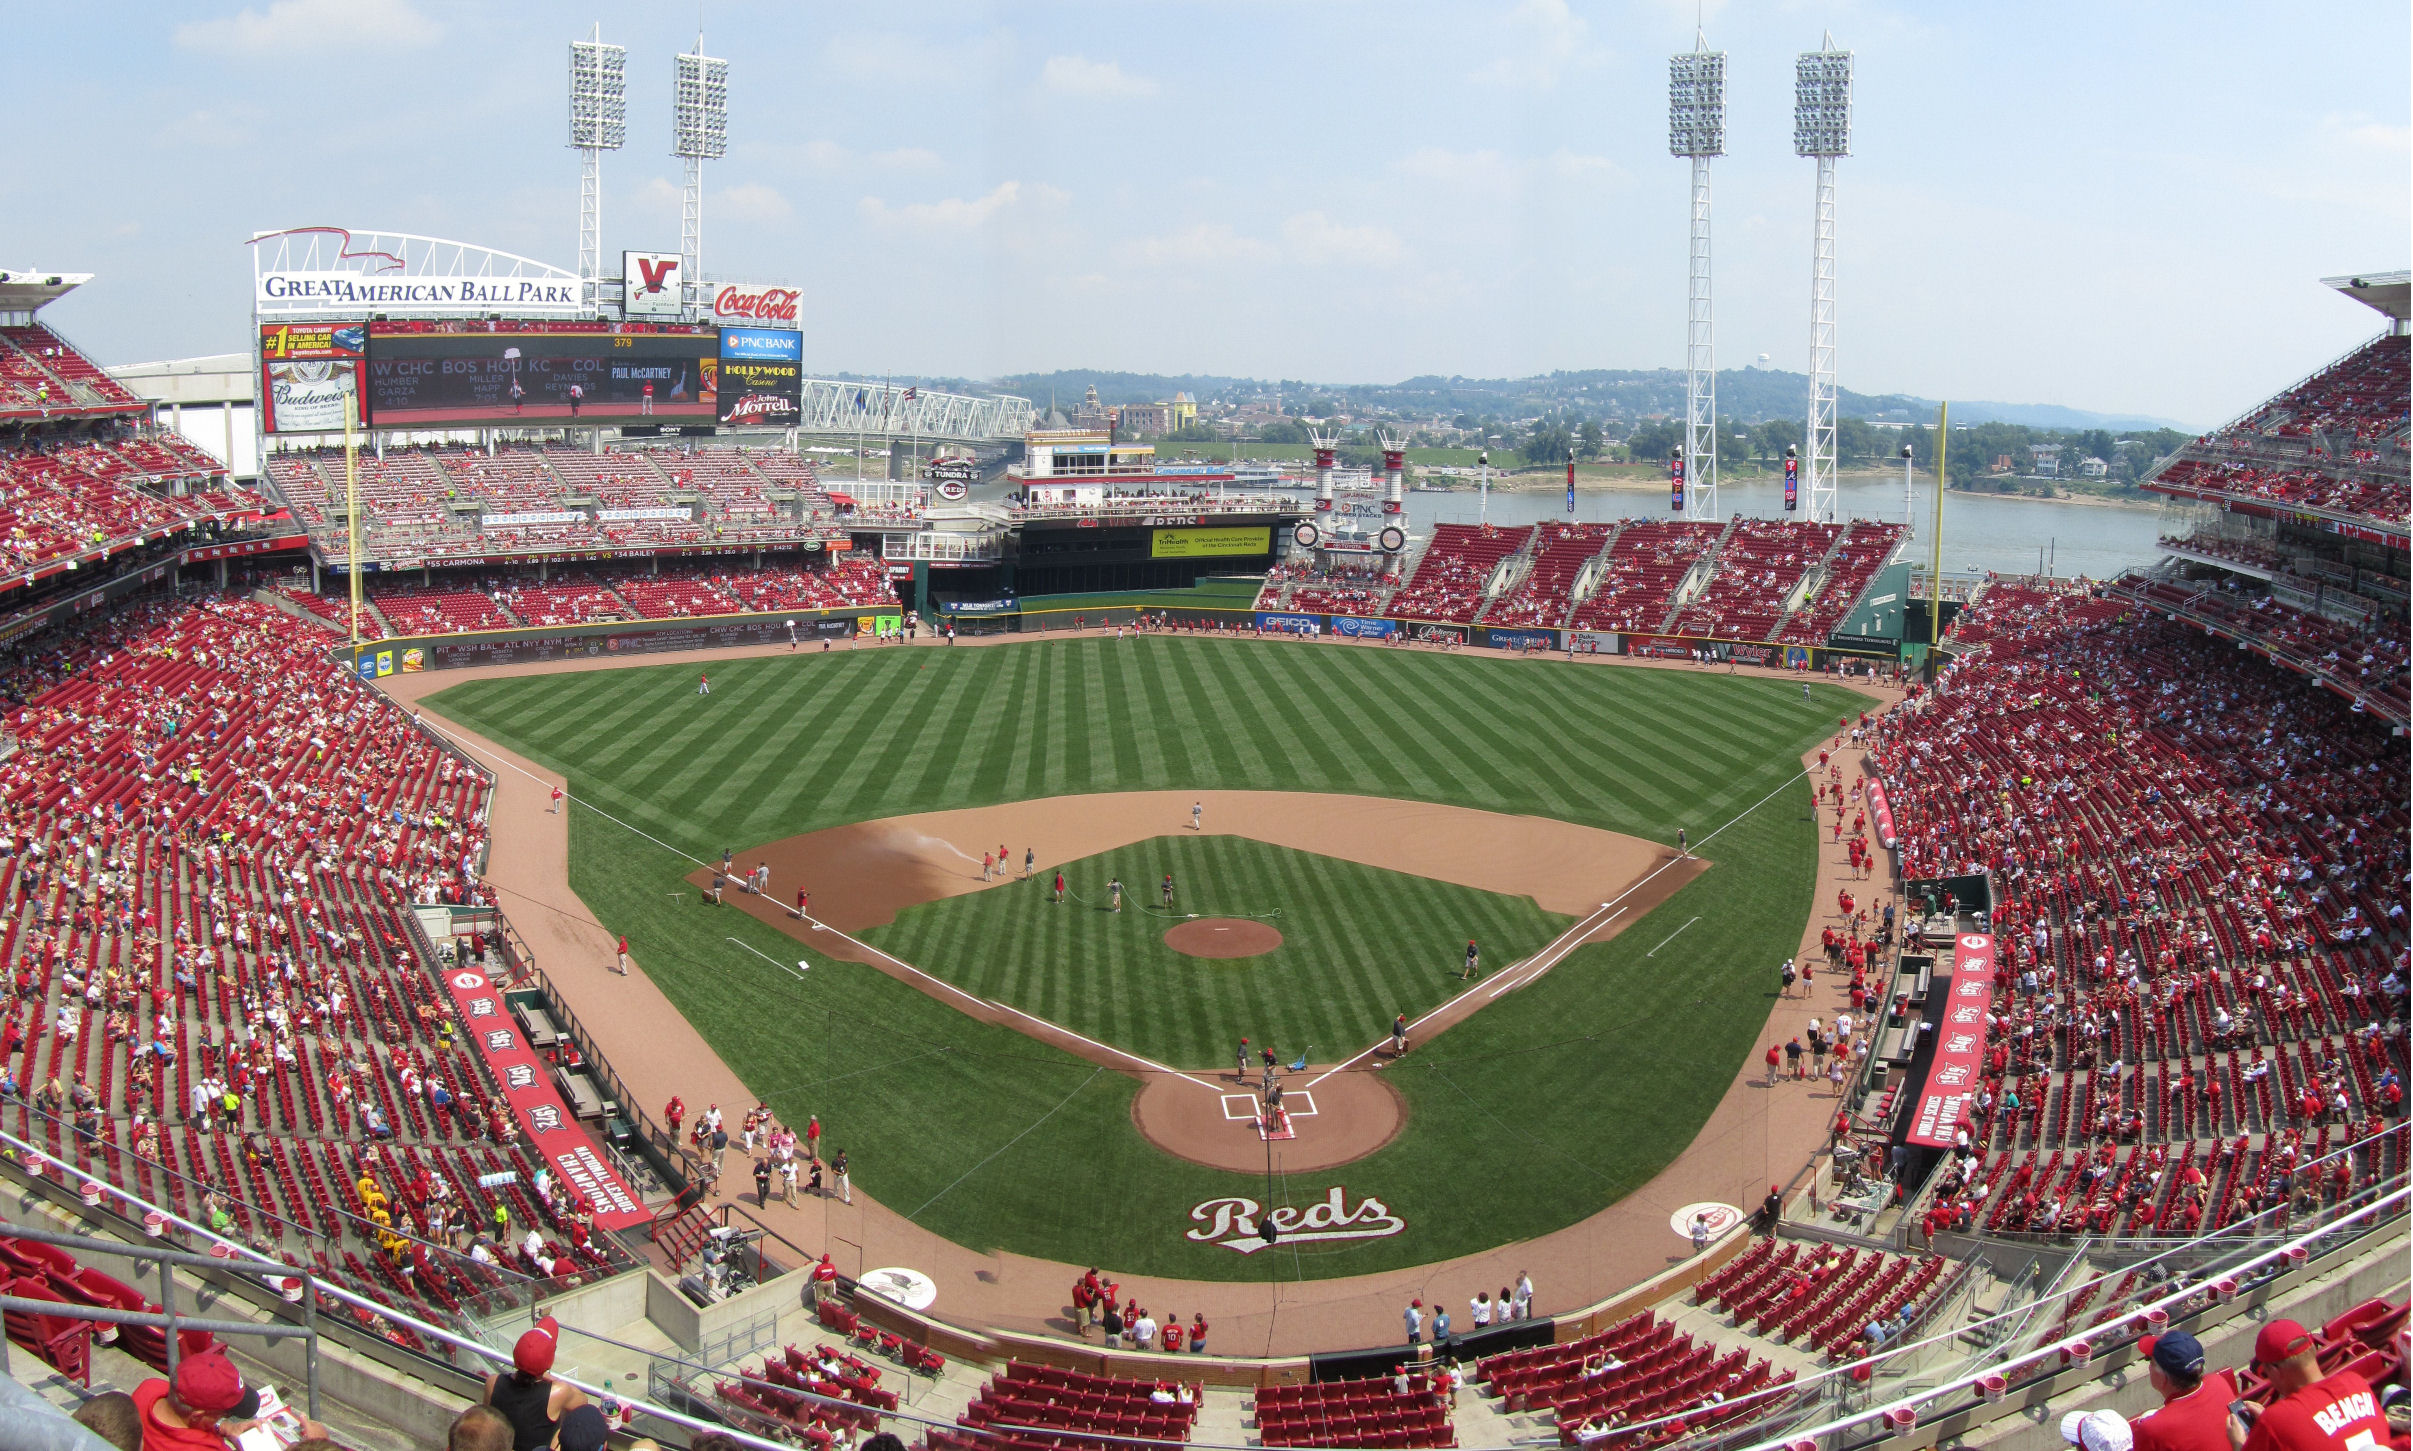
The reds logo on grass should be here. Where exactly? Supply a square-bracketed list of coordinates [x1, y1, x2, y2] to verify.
[1187, 1188, 1404, 1254]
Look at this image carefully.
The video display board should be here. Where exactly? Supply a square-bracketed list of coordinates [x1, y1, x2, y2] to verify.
[362, 326, 717, 426]
[715, 327, 802, 426]
[258, 321, 364, 434]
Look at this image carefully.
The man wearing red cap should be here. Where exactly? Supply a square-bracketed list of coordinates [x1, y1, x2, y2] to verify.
[2231, 1318, 2390, 1451]
[484, 1315, 587, 1451]
[135, 1347, 328, 1450]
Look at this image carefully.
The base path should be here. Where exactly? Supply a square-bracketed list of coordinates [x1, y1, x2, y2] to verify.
[387, 634, 1901, 1358]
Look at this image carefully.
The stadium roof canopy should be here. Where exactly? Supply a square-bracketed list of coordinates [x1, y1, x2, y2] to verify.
[2322, 269, 2410, 322]
[0, 268, 90, 316]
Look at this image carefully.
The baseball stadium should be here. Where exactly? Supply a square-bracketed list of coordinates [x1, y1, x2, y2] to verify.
[0, 15, 2406, 1451]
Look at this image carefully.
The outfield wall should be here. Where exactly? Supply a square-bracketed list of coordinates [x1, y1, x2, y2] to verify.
[335, 605, 903, 677]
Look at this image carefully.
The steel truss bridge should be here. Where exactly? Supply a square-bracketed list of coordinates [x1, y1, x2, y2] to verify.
[797, 380, 1033, 443]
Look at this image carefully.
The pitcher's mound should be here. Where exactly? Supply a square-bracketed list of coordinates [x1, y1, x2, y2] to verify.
[1165, 918, 1283, 959]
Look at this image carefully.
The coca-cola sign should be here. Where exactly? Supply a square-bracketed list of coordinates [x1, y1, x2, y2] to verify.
[714, 284, 801, 325]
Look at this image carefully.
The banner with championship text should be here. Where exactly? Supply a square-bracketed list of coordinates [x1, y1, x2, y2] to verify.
[1868, 780, 1897, 850]
[438, 969, 650, 1228]
[1906, 935, 1994, 1149]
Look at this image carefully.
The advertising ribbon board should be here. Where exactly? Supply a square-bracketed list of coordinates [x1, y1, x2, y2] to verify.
[1327, 616, 1396, 638]
[1906, 935, 1994, 1149]
[1152, 526, 1271, 559]
[1255, 612, 1320, 633]
[1868, 780, 1897, 851]
[1483, 627, 1557, 651]
[258, 322, 365, 434]
[437, 970, 649, 1227]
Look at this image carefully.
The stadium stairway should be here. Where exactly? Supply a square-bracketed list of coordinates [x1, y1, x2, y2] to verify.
[1768, 525, 1853, 640]
[1656, 515, 1741, 633]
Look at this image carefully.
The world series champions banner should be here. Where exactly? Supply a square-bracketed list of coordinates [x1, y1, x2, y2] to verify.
[1906, 935, 1995, 1149]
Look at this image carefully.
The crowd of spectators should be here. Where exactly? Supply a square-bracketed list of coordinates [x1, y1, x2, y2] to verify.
[1870, 592, 2407, 1257]
[0, 588, 631, 1354]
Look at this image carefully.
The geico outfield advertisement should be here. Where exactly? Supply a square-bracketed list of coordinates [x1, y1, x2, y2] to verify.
[1151, 526, 1271, 559]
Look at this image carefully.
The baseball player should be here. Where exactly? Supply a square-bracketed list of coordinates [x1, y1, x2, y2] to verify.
[1191, 801, 1204, 832]
[1023, 847, 1035, 879]
[1108, 878, 1123, 913]
[795, 887, 810, 920]
[1053, 870, 1066, 905]
[1161, 873, 1175, 909]
[1235, 1038, 1251, 1082]
[1460, 940, 1480, 980]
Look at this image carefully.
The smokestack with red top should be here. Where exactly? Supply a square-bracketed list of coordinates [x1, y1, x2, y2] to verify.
[1379, 429, 1406, 515]
[1310, 427, 1337, 513]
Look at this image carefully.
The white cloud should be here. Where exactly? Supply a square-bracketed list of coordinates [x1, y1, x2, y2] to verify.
[827, 32, 962, 86]
[1394, 147, 1625, 205]
[1121, 223, 1279, 268]
[1040, 55, 1159, 99]
[175, 0, 438, 57]
[1468, 0, 1606, 89]
[717, 184, 794, 223]
[871, 147, 945, 172]
[1281, 211, 1405, 267]
[2323, 115, 2410, 152]
[155, 106, 261, 150]
[859, 181, 1023, 233]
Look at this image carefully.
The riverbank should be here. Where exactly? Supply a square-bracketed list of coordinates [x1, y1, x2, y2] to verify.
[1436, 470, 2169, 512]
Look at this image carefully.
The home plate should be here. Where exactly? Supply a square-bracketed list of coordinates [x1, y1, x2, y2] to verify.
[1221, 1091, 1316, 1133]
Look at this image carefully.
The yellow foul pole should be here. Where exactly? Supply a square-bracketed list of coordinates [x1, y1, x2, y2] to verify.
[345, 386, 361, 652]
[1928, 402, 1947, 647]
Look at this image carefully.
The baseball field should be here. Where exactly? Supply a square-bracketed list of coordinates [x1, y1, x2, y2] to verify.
[426, 636, 1859, 1280]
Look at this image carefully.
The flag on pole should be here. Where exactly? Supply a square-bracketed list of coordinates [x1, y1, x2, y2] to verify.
[901, 387, 918, 402]
[853, 389, 867, 410]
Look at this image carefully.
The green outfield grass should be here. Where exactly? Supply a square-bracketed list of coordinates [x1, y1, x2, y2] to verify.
[425, 639, 1861, 1279]
[870, 835, 1569, 1070]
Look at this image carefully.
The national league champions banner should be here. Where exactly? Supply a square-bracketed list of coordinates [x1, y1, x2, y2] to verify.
[1906, 934, 1994, 1149]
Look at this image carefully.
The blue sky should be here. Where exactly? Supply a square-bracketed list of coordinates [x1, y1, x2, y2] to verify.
[1, 0, 2404, 426]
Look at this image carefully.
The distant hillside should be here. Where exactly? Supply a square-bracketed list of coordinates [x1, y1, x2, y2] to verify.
[965, 366, 2190, 433]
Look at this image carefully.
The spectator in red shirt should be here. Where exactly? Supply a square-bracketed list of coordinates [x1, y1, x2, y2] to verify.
[2232, 1318, 2392, 1451]
[134, 1348, 328, 1451]
[2131, 1331, 2236, 1451]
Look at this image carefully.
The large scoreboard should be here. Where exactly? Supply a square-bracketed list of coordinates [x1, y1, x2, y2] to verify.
[360, 325, 720, 427]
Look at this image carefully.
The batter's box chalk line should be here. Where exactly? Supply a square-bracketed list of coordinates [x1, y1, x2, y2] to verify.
[1220, 1091, 1316, 1122]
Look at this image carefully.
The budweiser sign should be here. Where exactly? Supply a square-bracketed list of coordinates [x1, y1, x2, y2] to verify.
[1186, 1188, 1404, 1254]
[714, 284, 801, 325]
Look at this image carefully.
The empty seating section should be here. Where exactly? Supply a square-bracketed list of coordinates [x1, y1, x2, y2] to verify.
[0, 437, 246, 581]
[491, 577, 632, 627]
[0, 325, 143, 417]
[258, 443, 840, 565]
[1261, 557, 1398, 616]
[2146, 336, 2408, 526]
[1487, 523, 1612, 627]
[1668, 520, 1838, 641]
[1254, 1373, 1454, 1447]
[1474, 1308, 1792, 1446]
[0, 592, 632, 1345]
[2117, 575, 2409, 719]
[369, 586, 515, 634]
[276, 586, 385, 639]
[957, 1362, 1202, 1447]
[1873, 595, 2409, 1245]
[1391, 524, 1531, 623]
[1779, 522, 1906, 644]
[1566, 522, 1720, 633]
[0, 1230, 219, 1386]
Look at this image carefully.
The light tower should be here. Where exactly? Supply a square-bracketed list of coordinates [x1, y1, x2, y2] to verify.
[1668, 34, 1725, 520]
[672, 36, 729, 318]
[567, 27, 626, 317]
[1795, 36, 1853, 526]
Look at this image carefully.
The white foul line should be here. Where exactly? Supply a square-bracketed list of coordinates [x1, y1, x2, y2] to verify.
[800, 917, 1225, 1093]
[1306, 765, 1812, 1089]
[1645, 916, 1702, 958]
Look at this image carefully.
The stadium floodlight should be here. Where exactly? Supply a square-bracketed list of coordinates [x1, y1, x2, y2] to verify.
[673, 39, 729, 314]
[1669, 37, 1725, 520]
[1797, 38, 1852, 526]
[568, 27, 627, 317]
